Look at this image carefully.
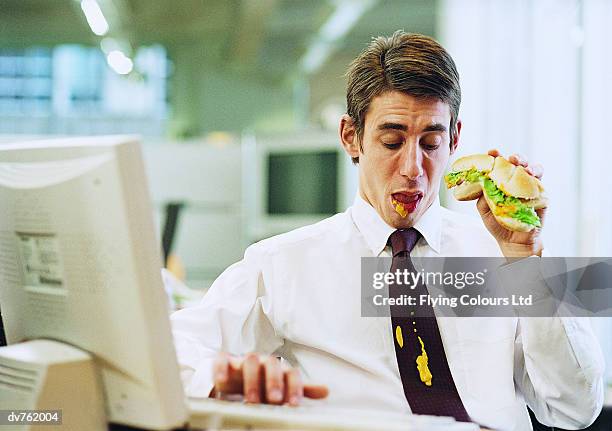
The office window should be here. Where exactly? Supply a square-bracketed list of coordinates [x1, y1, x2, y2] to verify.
[0, 45, 169, 136]
[53, 45, 168, 118]
[0, 48, 53, 115]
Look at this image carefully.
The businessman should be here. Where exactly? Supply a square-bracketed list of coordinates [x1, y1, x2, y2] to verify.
[171, 32, 604, 430]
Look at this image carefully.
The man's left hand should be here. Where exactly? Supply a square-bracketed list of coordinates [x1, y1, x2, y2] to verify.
[476, 149, 546, 258]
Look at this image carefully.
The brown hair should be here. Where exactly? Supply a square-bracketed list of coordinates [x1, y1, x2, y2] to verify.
[345, 31, 461, 163]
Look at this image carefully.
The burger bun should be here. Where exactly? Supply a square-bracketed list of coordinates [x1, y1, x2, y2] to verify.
[453, 181, 483, 201]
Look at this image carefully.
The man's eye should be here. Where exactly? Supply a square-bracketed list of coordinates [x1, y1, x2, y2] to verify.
[383, 142, 402, 149]
[421, 136, 442, 151]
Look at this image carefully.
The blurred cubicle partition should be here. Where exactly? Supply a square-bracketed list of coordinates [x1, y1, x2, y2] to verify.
[142, 139, 245, 290]
[143, 131, 357, 290]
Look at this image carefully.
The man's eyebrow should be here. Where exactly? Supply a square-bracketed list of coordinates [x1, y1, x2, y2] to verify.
[376, 122, 448, 133]
[422, 123, 448, 133]
[376, 122, 407, 132]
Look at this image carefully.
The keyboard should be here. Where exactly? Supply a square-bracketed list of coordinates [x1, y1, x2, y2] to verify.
[187, 398, 479, 430]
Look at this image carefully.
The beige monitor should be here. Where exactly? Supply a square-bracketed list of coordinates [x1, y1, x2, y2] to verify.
[0, 136, 187, 429]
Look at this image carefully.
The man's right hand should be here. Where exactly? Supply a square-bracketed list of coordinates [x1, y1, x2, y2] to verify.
[212, 352, 329, 406]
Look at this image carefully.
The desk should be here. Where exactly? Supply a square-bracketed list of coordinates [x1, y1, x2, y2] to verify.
[109, 397, 482, 430]
[107, 389, 612, 431]
[108, 425, 489, 431]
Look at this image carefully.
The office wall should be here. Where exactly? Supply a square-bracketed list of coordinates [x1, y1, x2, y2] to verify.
[167, 42, 296, 138]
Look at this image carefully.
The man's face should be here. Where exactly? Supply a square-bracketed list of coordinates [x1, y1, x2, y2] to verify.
[340, 91, 459, 228]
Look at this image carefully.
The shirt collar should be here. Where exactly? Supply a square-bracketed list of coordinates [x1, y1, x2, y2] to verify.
[351, 192, 442, 256]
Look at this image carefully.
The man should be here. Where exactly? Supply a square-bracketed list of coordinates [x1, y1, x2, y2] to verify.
[171, 32, 604, 430]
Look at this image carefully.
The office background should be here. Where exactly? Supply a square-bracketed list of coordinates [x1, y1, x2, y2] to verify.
[1, 0, 610, 387]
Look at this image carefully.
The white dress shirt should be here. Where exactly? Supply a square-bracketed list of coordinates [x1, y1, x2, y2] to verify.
[170, 194, 604, 430]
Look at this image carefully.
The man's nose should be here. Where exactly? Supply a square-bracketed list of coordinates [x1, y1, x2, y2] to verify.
[399, 143, 423, 179]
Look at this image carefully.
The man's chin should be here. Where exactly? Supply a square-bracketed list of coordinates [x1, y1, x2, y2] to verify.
[386, 212, 418, 229]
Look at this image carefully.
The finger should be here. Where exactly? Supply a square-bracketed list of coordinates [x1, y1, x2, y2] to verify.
[263, 356, 284, 405]
[527, 163, 543, 179]
[508, 153, 528, 167]
[213, 355, 245, 395]
[213, 352, 229, 386]
[304, 384, 329, 399]
[284, 369, 303, 406]
[243, 353, 262, 403]
[487, 149, 500, 157]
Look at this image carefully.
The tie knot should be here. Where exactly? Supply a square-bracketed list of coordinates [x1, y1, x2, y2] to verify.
[389, 228, 421, 256]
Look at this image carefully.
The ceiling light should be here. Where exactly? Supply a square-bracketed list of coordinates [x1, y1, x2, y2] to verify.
[80, 0, 109, 36]
[300, 0, 376, 74]
[107, 50, 133, 75]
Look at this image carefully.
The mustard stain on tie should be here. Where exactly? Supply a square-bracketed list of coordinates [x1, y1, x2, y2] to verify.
[416, 336, 433, 387]
[395, 325, 403, 348]
[392, 199, 408, 218]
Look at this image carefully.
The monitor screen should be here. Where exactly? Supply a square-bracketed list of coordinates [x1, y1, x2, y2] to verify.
[267, 151, 338, 215]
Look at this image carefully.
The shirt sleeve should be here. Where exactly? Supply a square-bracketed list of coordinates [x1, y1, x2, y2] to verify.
[169, 243, 284, 398]
[509, 256, 605, 428]
[498, 255, 605, 427]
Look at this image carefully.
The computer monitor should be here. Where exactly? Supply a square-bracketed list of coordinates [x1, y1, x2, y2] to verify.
[0, 136, 187, 429]
[242, 131, 356, 241]
[267, 150, 339, 215]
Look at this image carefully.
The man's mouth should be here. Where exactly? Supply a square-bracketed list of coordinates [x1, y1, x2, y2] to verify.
[391, 192, 423, 217]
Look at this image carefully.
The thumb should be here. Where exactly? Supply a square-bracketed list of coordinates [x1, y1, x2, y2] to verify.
[304, 384, 329, 399]
[476, 194, 491, 218]
[476, 194, 504, 237]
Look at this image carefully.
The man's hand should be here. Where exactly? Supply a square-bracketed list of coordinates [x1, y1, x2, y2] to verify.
[212, 352, 329, 406]
[476, 149, 546, 258]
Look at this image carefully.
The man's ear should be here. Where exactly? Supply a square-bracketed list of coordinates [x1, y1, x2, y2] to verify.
[339, 114, 360, 159]
[450, 119, 462, 155]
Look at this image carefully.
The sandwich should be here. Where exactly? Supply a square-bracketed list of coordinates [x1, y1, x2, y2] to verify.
[444, 154, 547, 232]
